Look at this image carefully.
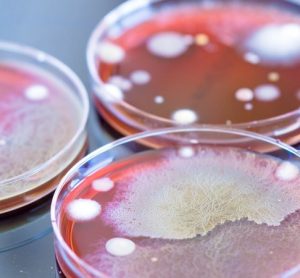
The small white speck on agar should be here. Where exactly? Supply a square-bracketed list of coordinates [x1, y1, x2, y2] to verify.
[67, 199, 101, 221]
[151, 257, 158, 262]
[195, 33, 210, 46]
[25, 85, 49, 101]
[244, 103, 253, 111]
[268, 72, 280, 82]
[105, 238, 136, 256]
[235, 88, 254, 102]
[171, 109, 198, 125]
[244, 52, 260, 64]
[130, 70, 151, 85]
[96, 41, 125, 64]
[154, 96, 164, 104]
[92, 177, 114, 192]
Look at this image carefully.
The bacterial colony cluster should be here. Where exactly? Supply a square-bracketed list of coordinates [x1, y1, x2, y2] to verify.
[95, 5, 300, 128]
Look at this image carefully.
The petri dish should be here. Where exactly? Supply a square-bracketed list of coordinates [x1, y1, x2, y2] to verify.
[52, 126, 300, 277]
[87, 0, 300, 146]
[0, 42, 89, 214]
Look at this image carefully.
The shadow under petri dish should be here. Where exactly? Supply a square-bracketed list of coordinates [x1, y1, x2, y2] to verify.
[0, 43, 88, 214]
[88, 0, 300, 147]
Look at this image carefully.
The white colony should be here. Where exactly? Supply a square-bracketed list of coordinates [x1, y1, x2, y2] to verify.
[105, 238, 136, 256]
[268, 72, 280, 82]
[244, 23, 300, 65]
[96, 41, 125, 64]
[92, 177, 114, 192]
[154, 96, 164, 104]
[25, 85, 49, 101]
[275, 161, 299, 181]
[254, 84, 281, 102]
[244, 52, 260, 64]
[108, 76, 132, 91]
[244, 103, 253, 111]
[130, 70, 151, 85]
[147, 32, 192, 58]
[235, 88, 254, 102]
[195, 33, 210, 46]
[67, 199, 101, 221]
[171, 109, 198, 125]
[178, 146, 195, 158]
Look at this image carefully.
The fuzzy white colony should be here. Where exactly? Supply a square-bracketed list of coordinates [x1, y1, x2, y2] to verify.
[147, 32, 192, 58]
[25, 85, 49, 101]
[244, 23, 300, 64]
[67, 199, 101, 221]
[171, 109, 198, 124]
[97, 42, 125, 64]
[103, 147, 300, 240]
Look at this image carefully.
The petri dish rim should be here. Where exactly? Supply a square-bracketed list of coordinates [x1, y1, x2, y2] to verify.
[51, 125, 300, 277]
[86, 0, 300, 131]
[0, 41, 89, 187]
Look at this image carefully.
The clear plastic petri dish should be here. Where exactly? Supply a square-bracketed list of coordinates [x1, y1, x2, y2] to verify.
[0, 42, 89, 214]
[87, 0, 300, 146]
[52, 126, 300, 277]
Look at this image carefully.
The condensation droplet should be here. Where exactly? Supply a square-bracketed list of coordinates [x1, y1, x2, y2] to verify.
[235, 88, 254, 102]
[25, 85, 49, 101]
[275, 161, 299, 181]
[154, 96, 164, 104]
[254, 84, 281, 102]
[96, 41, 125, 64]
[171, 109, 198, 125]
[105, 238, 136, 256]
[130, 70, 151, 85]
[147, 32, 191, 58]
[67, 199, 101, 221]
[92, 177, 114, 192]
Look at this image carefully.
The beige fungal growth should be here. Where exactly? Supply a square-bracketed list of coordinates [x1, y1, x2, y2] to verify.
[104, 147, 300, 239]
